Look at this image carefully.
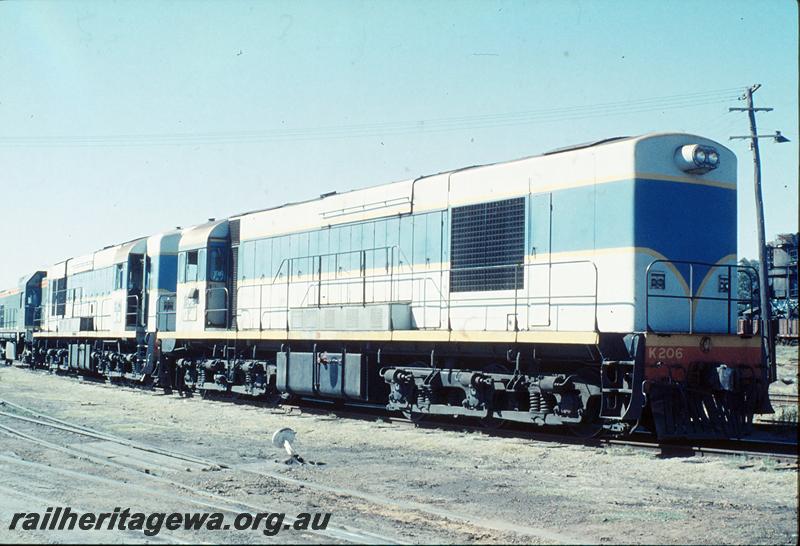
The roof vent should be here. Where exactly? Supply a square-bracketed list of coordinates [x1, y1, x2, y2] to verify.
[208, 217, 216, 222]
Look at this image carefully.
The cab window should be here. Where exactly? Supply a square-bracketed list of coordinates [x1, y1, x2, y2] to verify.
[208, 246, 227, 282]
[113, 264, 125, 290]
[186, 250, 199, 282]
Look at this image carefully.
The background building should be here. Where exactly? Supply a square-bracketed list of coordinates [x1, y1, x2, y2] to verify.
[767, 233, 798, 315]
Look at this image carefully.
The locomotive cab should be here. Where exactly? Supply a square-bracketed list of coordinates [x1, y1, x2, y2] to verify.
[176, 219, 231, 332]
[146, 229, 181, 332]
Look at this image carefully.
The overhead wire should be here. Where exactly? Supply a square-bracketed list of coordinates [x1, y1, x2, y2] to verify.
[0, 87, 746, 147]
[0, 89, 742, 144]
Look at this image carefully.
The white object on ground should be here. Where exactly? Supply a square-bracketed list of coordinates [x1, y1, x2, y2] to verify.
[272, 427, 297, 457]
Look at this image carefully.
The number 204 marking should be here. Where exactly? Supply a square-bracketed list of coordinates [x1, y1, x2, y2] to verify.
[647, 347, 685, 360]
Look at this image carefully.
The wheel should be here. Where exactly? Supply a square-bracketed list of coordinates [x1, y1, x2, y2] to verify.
[259, 390, 283, 407]
[479, 363, 511, 430]
[567, 398, 604, 438]
[398, 360, 431, 423]
[401, 408, 427, 424]
[480, 412, 506, 430]
[225, 388, 240, 401]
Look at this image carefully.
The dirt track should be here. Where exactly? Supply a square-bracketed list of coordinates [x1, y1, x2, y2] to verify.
[0, 363, 797, 545]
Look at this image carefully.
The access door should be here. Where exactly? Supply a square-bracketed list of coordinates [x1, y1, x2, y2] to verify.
[528, 192, 552, 327]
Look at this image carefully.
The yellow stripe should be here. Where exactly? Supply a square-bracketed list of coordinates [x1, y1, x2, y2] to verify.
[525, 246, 692, 296]
[34, 331, 136, 339]
[515, 330, 599, 344]
[158, 330, 237, 340]
[690, 253, 739, 317]
[155, 328, 599, 345]
[288, 330, 393, 342]
[391, 330, 450, 342]
[449, 330, 517, 343]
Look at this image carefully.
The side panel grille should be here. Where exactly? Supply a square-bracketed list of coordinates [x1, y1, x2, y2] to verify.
[450, 197, 525, 292]
[228, 219, 241, 328]
[229, 219, 241, 246]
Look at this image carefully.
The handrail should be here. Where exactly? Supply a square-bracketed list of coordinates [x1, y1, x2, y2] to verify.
[233, 254, 599, 333]
[644, 259, 759, 335]
[34, 296, 114, 333]
[126, 294, 141, 328]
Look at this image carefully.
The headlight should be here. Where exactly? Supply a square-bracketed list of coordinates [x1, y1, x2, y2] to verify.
[693, 148, 706, 165]
[675, 144, 720, 174]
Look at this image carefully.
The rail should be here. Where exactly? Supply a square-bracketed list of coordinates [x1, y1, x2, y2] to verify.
[645, 260, 759, 334]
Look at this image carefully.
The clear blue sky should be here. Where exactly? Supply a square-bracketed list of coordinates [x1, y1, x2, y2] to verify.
[0, 0, 797, 288]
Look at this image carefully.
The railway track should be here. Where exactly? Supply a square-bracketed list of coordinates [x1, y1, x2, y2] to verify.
[0, 394, 589, 545]
[283, 400, 798, 463]
[0, 400, 408, 545]
[5, 362, 798, 465]
[757, 392, 798, 428]
[0, 363, 795, 545]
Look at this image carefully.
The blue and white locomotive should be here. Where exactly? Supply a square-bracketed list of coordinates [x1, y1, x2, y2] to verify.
[4, 133, 770, 438]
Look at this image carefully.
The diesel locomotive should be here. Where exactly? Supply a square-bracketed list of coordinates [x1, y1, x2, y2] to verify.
[0, 133, 773, 439]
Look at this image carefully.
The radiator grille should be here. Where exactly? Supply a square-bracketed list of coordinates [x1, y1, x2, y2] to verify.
[450, 197, 525, 292]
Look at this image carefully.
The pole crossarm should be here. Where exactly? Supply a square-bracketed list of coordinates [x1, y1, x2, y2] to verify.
[729, 107, 774, 112]
[730, 134, 784, 140]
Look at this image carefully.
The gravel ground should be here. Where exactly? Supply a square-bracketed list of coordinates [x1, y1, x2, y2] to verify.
[0, 359, 797, 545]
[768, 346, 798, 424]
[772, 345, 798, 396]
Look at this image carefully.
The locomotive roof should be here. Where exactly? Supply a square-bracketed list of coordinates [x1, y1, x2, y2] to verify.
[228, 133, 653, 220]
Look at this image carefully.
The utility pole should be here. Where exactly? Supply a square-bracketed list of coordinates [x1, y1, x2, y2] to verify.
[730, 84, 790, 383]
